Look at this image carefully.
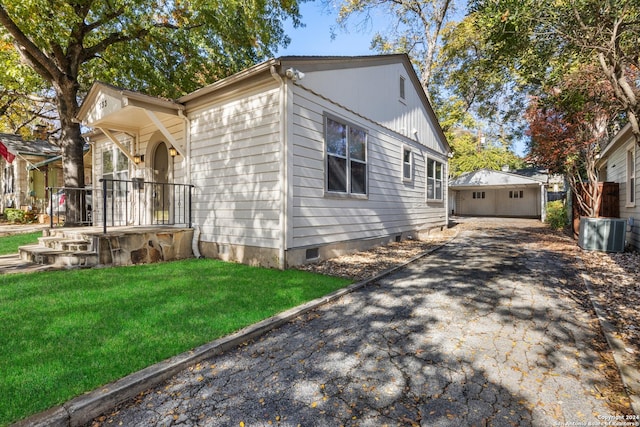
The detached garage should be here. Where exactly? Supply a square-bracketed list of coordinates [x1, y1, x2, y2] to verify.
[449, 169, 547, 220]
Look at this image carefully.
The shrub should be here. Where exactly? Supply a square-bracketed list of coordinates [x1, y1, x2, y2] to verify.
[546, 200, 567, 230]
[4, 208, 25, 223]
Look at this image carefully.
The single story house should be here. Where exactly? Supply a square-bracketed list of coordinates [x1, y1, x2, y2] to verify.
[77, 54, 451, 268]
[597, 123, 639, 250]
[1, 133, 93, 219]
[1, 133, 62, 214]
[448, 168, 548, 220]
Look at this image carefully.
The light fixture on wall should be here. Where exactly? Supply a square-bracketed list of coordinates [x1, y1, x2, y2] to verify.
[169, 146, 178, 157]
[285, 68, 305, 81]
[133, 154, 144, 164]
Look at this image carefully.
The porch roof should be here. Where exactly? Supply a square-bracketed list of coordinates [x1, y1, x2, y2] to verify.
[0, 133, 60, 156]
[598, 123, 634, 167]
[27, 144, 91, 170]
[77, 82, 185, 133]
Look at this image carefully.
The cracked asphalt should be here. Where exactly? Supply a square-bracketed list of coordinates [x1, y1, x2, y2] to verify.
[90, 222, 622, 427]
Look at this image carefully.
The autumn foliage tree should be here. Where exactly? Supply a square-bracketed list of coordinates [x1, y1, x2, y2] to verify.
[526, 66, 621, 218]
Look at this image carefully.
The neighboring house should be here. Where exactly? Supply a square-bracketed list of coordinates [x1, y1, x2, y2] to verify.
[448, 168, 549, 220]
[0, 134, 62, 214]
[77, 54, 451, 268]
[597, 123, 639, 250]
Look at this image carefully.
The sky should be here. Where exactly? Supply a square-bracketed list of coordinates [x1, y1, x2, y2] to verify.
[278, 2, 380, 57]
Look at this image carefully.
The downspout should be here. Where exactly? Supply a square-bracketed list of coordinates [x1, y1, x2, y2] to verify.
[179, 109, 201, 258]
[271, 64, 288, 270]
[541, 183, 547, 223]
[178, 109, 191, 184]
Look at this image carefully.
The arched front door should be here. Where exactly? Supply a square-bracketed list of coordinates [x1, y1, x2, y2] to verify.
[153, 141, 170, 223]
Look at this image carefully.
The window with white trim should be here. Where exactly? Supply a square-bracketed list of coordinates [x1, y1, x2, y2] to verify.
[509, 190, 524, 199]
[426, 158, 443, 200]
[102, 144, 130, 193]
[473, 191, 485, 199]
[402, 146, 413, 181]
[628, 146, 636, 206]
[325, 116, 367, 196]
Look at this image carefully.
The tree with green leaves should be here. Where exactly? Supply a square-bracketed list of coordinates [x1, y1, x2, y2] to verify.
[432, 13, 525, 176]
[470, 0, 640, 146]
[0, 39, 54, 137]
[447, 129, 524, 178]
[442, 107, 524, 178]
[432, 13, 529, 148]
[0, 0, 302, 224]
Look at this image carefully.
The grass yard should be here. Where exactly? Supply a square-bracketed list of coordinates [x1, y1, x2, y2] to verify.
[0, 259, 351, 426]
[0, 231, 41, 255]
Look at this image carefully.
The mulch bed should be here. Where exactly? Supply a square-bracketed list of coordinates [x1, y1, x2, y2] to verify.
[581, 251, 640, 359]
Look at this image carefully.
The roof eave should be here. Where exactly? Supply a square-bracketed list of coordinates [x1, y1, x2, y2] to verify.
[178, 59, 280, 104]
[598, 123, 633, 167]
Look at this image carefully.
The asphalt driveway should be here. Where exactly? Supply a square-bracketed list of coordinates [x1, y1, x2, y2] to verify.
[88, 219, 629, 426]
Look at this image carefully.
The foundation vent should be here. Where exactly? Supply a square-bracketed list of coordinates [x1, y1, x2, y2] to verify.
[305, 248, 319, 261]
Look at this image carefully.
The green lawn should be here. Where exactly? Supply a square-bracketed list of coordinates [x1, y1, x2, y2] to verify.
[0, 231, 41, 255]
[0, 259, 351, 426]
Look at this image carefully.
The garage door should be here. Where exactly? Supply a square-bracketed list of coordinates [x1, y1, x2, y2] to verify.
[456, 188, 540, 217]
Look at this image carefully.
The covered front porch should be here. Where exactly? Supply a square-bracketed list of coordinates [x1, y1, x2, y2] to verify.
[17, 176, 196, 269]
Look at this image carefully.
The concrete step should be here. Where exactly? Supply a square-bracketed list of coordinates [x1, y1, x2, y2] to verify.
[18, 244, 99, 268]
[38, 236, 91, 252]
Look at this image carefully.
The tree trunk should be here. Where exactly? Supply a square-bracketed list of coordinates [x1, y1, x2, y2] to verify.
[56, 82, 85, 227]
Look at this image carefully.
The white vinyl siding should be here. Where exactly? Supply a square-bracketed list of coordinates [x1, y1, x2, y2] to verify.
[188, 83, 282, 249]
[290, 86, 447, 248]
[299, 62, 446, 153]
[604, 139, 639, 250]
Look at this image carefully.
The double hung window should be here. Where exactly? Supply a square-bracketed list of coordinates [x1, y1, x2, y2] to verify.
[326, 116, 367, 196]
[402, 147, 412, 181]
[426, 158, 443, 200]
[102, 144, 130, 193]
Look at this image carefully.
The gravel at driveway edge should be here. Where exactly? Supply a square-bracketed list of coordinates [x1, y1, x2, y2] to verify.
[579, 258, 640, 417]
[11, 231, 459, 427]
